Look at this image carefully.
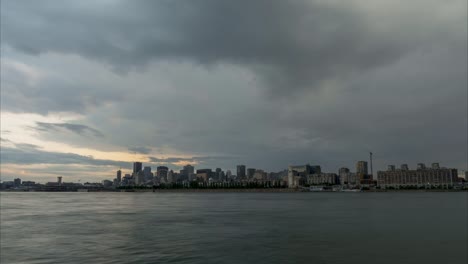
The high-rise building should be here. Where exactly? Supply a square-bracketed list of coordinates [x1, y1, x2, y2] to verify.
[388, 165, 396, 171]
[167, 170, 174, 183]
[215, 168, 222, 180]
[401, 164, 409, 171]
[157, 166, 169, 181]
[14, 178, 21, 186]
[219, 171, 226, 181]
[417, 163, 426, 170]
[133, 162, 143, 173]
[183, 164, 194, 175]
[237, 165, 246, 179]
[135, 171, 145, 185]
[247, 168, 256, 179]
[116, 170, 122, 183]
[431, 163, 440, 169]
[226, 170, 232, 179]
[143, 166, 153, 181]
[356, 161, 368, 175]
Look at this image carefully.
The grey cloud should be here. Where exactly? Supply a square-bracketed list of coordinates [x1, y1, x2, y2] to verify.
[1, 0, 452, 96]
[149, 156, 237, 164]
[0, 145, 130, 167]
[0, 1, 466, 176]
[14, 143, 40, 150]
[128, 146, 152, 154]
[33, 122, 104, 138]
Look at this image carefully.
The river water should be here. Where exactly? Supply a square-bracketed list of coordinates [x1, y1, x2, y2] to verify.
[1, 192, 466, 264]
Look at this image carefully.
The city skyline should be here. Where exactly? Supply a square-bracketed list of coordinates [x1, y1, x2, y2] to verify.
[1, 1, 467, 183]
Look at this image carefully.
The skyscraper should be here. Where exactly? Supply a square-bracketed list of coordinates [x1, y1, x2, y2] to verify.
[157, 166, 169, 181]
[133, 162, 143, 173]
[143, 166, 153, 181]
[183, 164, 194, 175]
[356, 161, 368, 175]
[237, 165, 246, 179]
[116, 169, 122, 183]
[247, 168, 256, 179]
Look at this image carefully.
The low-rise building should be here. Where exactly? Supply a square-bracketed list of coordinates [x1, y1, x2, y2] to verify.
[378, 163, 458, 188]
[307, 173, 338, 185]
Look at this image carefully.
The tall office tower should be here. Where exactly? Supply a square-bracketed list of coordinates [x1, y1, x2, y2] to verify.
[184, 164, 195, 175]
[157, 166, 169, 181]
[135, 171, 145, 185]
[215, 168, 222, 180]
[401, 164, 409, 171]
[167, 170, 174, 183]
[356, 161, 368, 175]
[387, 165, 396, 171]
[431, 163, 440, 169]
[219, 171, 226, 181]
[247, 168, 256, 179]
[133, 162, 143, 173]
[143, 166, 153, 181]
[237, 165, 246, 179]
[116, 169, 122, 183]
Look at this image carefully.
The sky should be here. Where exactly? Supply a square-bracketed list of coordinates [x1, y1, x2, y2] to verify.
[1, 0, 467, 183]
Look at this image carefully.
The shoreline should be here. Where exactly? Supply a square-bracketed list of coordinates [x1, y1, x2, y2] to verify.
[1, 188, 466, 193]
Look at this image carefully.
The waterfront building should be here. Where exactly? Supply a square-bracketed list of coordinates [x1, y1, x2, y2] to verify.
[401, 164, 409, 171]
[116, 170, 122, 183]
[215, 168, 222, 181]
[143, 166, 153, 181]
[157, 166, 169, 181]
[21, 181, 36, 186]
[184, 164, 195, 175]
[377, 163, 458, 188]
[135, 171, 145, 185]
[102, 180, 113, 188]
[133, 162, 143, 173]
[237, 165, 246, 179]
[287, 164, 321, 187]
[253, 170, 267, 181]
[247, 168, 256, 179]
[338, 168, 359, 186]
[57, 176, 63, 185]
[167, 170, 174, 183]
[13, 178, 21, 186]
[219, 171, 226, 181]
[417, 163, 426, 170]
[196, 169, 212, 182]
[356, 161, 368, 176]
[307, 173, 338, 185]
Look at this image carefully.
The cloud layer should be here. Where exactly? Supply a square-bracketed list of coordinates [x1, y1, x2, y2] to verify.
[1, 0, 466, 181]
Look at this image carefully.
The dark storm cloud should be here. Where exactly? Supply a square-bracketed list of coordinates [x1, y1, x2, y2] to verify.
[1, 0, 424, 96]
[33, 122, 104, 138]
[1, 0, 466, 175]
[0, 145, 130, 167]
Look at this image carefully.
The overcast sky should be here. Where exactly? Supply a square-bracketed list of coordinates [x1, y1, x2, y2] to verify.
[1, 0, 467, 182]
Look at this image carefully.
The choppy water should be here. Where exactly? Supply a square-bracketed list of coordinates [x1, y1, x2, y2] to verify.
[1, 192, 467, 264]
